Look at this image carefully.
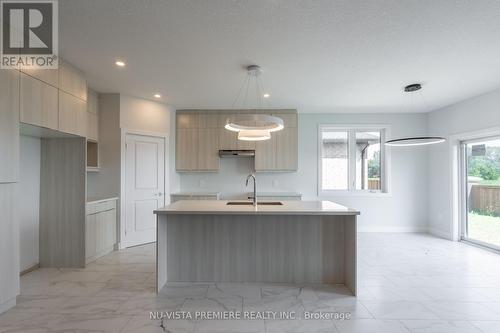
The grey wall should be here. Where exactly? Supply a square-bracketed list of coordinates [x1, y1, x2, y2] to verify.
[179, 113, 429, 232]
[86, 94, 121, 199]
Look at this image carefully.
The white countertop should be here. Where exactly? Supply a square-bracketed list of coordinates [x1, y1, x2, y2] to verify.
[155, 200, 359, 216]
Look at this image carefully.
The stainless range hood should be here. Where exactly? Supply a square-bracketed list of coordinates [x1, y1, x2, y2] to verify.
[219, 150, 255, 157]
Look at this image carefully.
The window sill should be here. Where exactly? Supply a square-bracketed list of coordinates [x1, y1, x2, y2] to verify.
[319, 191, 392, 198]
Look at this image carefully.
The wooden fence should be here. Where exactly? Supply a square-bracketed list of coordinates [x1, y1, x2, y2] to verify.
[368, 179, 380, 190]
[469, 184, 500, 215]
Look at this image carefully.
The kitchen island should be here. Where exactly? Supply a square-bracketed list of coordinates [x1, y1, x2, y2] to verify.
[154, 200, 360, 295]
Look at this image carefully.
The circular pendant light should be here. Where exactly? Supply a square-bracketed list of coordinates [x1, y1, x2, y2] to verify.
[224, 114, 284, 133]
[385, 136, 446, 146]
[238, 130, 271, 141]
[227, 65, 284, 141]
[385, 84, 446, 147]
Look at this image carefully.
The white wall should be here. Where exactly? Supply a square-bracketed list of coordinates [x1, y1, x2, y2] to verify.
[179, 113, 429, 232]
[427, 88, 500, 239]
[17, 136, 41, 272]
[119, 95, 179, 194]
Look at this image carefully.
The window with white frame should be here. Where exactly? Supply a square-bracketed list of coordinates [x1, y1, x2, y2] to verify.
[319, 125, 388, 194]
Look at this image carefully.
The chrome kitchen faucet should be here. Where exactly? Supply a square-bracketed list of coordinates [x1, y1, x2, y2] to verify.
[246, 174, 257, 206]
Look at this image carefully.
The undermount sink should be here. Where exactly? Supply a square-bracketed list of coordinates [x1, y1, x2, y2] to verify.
[226, 201, 283, 206]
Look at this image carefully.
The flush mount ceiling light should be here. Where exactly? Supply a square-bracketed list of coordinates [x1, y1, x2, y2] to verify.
[385, 83, 446, 147]
[154, 93, 161, 98]
[227, 65, 283, 141]
[115, 60, 126, 67]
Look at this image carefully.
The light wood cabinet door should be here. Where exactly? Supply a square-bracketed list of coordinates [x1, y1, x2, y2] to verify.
[198, 112, 219, 128]
[21, 67, 58, 87]
[85, 214, 97, 260]
[177, 113, 198, 129]
[176, 129, 198, 171]
[0, 70, 19, 183]
[275, 127, 298, 171]
[59, 90, 87, 137]
[198, 129, 219, 171]
[59, 60, 87, 101]
[218, 128, 238, 150]
[20, 73, 58, 130]
[255, 135, 277, 171]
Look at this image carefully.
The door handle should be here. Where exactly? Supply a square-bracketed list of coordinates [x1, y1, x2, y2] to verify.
[158, 192, 163, 197]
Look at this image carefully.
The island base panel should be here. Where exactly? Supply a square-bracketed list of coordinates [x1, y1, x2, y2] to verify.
[156, 214, 356, 294]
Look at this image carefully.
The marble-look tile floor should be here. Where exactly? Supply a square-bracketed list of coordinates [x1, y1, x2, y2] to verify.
[1, 233, 500, 332]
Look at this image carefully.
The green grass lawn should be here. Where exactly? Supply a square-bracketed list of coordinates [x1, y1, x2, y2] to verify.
[468, 212, 500, 247]
[478, 179, 500, 186]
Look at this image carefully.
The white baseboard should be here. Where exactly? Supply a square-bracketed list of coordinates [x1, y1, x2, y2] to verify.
[428, 227, 452, 240]
[0, 297, 16, 314]
[358, 226, 428, 233]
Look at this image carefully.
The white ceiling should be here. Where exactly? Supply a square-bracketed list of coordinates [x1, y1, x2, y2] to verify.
[59, 0, 500, 113]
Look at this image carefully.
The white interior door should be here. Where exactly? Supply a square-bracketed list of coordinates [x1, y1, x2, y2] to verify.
[125, 134, 165, 247]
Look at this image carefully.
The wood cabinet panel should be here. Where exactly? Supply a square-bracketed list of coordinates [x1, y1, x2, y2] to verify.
[198, 112, 219, 128]
[218, 128, 238, 150]
[21, 67, 58, 87]
[0, 70, 19, 183]
[20, 73, 58, 130]
[177, 113, 198, 129]
[176, 129, 198, 170]
[59, 61, 87, 101]
[255, 135, 277, 171]
[273, 113, 297, 128]
[198, 129, 219, 171]
[275, 127, 298, 171]
[59, 90, 87, 137]
[85, 204, 116, 264]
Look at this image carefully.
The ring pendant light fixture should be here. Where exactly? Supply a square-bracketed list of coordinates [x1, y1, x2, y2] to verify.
[385, 83, 446, 147]
[227, 65, 283, 141]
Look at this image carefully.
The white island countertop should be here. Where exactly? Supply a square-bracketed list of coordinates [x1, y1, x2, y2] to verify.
[154, 200, 359, 216]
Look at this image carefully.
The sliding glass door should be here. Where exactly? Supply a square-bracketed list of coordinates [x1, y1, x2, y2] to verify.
[462, 137, 500, 249]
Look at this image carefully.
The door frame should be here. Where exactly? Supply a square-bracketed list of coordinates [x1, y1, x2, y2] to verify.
[459, 134, 500, 252]
[446, 126, 500, 242]
[119, 128, 169, 249]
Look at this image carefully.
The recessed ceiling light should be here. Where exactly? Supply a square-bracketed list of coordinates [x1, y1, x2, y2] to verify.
[154, 94, 161, 98]
[115, 60, 126, 67]
[263, 93, 270, 98]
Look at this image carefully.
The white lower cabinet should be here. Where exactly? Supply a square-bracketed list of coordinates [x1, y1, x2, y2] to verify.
[86, 198, 117, 264]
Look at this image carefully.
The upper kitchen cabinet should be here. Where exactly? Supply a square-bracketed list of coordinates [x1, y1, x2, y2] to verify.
[59, 90, 88, 137]
[176, 112, 219, 171]
[255, 112, 298, 172]
[176, 128, 198, 171]
[0, 70, 20, 183]
[20, 72, 59, 130]
[21, 67, 59, 88]
[175, 110, 298, 172]
[255, 134, 277, 171]
[58, 60, 88, 101]
[198, 129, 220, 171]
[177, 112, 198, 129]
